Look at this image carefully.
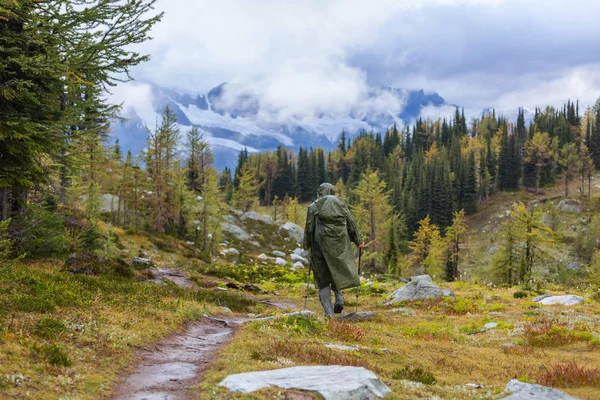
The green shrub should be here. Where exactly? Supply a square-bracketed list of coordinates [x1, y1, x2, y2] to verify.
[82, 223, 102, 250]
[41, 344, 71, 367]
[513, 291, 529, 299]
[10, 206, 66, 257]
[392, 366, 437, 384]
[34, 318, 67, 339]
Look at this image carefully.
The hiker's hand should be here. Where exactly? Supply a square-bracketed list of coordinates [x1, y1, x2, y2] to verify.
[358, 241, 365, 248]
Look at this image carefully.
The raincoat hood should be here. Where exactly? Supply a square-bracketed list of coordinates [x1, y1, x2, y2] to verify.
[317, 183, 335, 199]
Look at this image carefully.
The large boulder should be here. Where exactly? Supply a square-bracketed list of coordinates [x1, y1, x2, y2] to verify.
[293, 248, 309, 258]
[290, 253, 308, 264]
[219, 366, 391, 399]
[533, 295, 584, 306]
[279, 222, 304, 243]
[221, 222, 251, 241]
[241, 211, 274, 224]
[556, 199, 582, 213]
[386, 275, 454, 304]
[272, 250, 286, 258]
[503, 379, 579, 399]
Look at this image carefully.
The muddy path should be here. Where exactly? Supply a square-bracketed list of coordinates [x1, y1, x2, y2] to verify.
[111, 267, 298, 399]
[111, 319, 235, 400]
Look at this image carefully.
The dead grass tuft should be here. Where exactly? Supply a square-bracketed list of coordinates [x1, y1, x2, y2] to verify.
[327, 320, 365, 342]
[536, 362, 600, 388]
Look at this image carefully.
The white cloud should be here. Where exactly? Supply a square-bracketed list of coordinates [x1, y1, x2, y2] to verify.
[113, 0, 600, 122]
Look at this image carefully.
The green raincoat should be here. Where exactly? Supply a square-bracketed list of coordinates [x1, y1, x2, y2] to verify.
[304, 183, 362, 290]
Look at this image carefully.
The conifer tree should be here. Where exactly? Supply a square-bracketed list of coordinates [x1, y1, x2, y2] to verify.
[558, 142, 578, 197]
[352, 170, 393, 269]
[233, 164, 258, 213]
[445, 209, 466, 281]
[409, 215, 445, 277]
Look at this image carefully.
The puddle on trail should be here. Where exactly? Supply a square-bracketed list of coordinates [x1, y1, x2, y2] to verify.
[111, 321, 233, 400]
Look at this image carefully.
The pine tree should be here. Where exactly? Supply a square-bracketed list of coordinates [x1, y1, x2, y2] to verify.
[462, 151, 478, 214]
[185, 126, 213, 193]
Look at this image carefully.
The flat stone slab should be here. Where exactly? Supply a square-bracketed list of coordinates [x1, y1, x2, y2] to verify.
[533, 295, 584, 306]
[337, 311, 377, 322]
[503, 379, 579, 399]
[219, 366, 391, 399]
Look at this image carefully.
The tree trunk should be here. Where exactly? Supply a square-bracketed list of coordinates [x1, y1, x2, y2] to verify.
[0, 187, 9, 221]
[565, 173, 569, 197]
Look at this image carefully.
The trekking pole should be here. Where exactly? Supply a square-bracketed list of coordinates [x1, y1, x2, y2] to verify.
[304, 260, 312, 310]
[355, 247, 362, 312]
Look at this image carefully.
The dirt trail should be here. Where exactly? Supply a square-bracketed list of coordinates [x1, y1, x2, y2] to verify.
[111, 320, 234, 400]
[111, 267, 297, 399]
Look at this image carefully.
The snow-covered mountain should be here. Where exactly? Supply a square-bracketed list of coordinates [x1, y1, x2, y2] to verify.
[110, 82, 451, 170]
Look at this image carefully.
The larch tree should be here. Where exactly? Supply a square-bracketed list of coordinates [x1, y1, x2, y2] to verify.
[233, 164, 258, 213]
[445, 209, 467, 281]
[525, 130, 557, 193]
[409, 215, 445, 277]
[146, 106, 181, 233]
[351, 169, 393, 269]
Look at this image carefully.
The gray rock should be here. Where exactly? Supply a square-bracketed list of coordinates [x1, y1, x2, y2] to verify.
[220, 307, 233, 313]
[99, 193, 121, 213]
[220, 248, 240, 258]
[503, 379, 579, 399]
[221, 222, 251, 241]
[257, 253, 268, 261]
[275, 257, 287, 266]
[133, 257, 153, 267]
[272, 250, 286, 257]
[534, 295, 585, 306]
[293, 248, 309, 258]
[219, 365, 391, 399]
[325, 343, 358, 351]
[279, 222, 304, 243]
[241, 211, 274, 224]
[442, 289, 456, 299]
[387, 275, 453, 304]
[566, 261, 581, 271]
[290, 253, 308, 264]
[556, 199, 582, 213]
[291, 261, 305, 270]
[483, 322, 498, 330]
[223, 215, 238, 224]
[337, 311, 376, 322]
[229, 207, 243, 217]
[533, 294, 551, 302]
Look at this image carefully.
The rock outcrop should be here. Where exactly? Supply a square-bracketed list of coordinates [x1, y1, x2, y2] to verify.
[533, 295, 585, 306]
[503, 379, 579, 399]
[219, 365, 391, 399]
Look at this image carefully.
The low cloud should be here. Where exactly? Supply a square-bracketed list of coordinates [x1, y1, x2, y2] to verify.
[113, 0, 600, 124]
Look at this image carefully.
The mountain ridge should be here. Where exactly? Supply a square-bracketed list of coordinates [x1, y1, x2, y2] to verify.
[110, 82, 452, 170]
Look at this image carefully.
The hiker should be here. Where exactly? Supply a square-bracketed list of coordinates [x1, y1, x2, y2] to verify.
[303, 183, 364, 317]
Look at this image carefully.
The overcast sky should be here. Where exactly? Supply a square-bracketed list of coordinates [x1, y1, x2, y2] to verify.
[119, 0, 600, 119]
